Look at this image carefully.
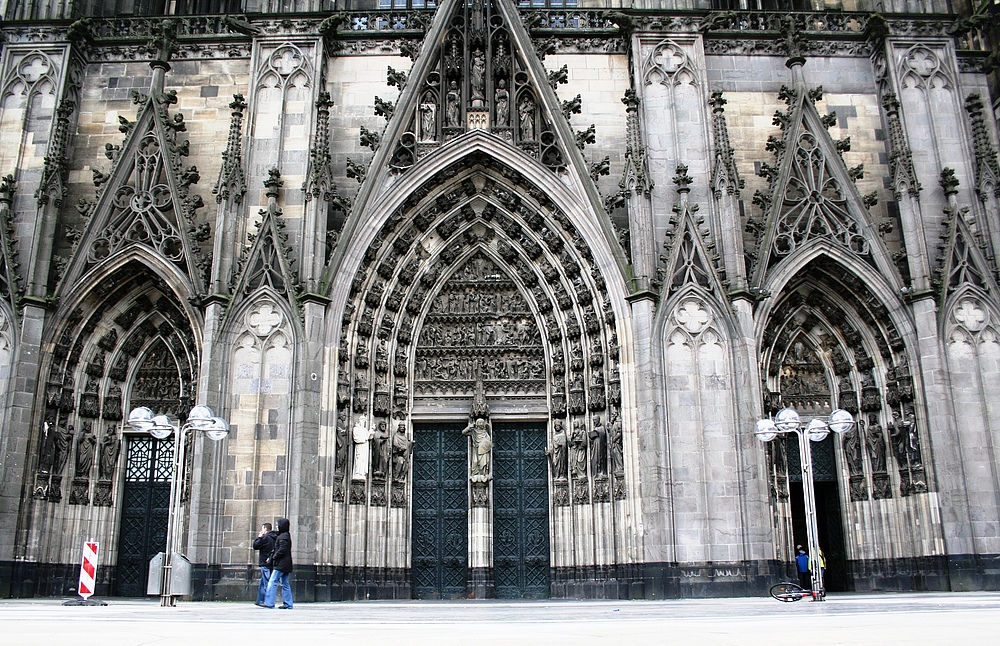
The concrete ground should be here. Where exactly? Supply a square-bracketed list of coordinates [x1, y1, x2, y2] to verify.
[2, 592, 997, 645]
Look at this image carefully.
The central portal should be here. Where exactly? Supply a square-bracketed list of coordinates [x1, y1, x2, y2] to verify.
[410, 421, 550, 599]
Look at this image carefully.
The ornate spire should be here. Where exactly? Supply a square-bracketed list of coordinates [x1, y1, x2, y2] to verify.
[214, 94, 247, 205]
[230, 169, 302, 308]
[708, 91, 742, 199]
[965, 93, 1000, 200]
[882, 93, 921, 198]
[36, 99, 76, 208]
[0, 176, 24, 312]
[621, 88, 652, 198]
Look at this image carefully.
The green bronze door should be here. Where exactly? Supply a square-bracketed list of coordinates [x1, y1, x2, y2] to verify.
[493, 422, 550, 598]
[411, 423, 468, 599]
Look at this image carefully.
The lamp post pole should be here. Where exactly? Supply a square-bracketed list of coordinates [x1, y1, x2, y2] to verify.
[756, 408, 854, 600]
[128, 405, 229, 607]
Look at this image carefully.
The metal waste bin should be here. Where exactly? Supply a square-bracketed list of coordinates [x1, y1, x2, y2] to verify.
[147, 552, 193, 597]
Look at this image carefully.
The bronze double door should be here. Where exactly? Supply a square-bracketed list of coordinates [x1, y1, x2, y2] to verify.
[411, 421, 550, 599]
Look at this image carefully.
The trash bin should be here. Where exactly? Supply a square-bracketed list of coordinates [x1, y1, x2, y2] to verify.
[147, 552, 193, 597]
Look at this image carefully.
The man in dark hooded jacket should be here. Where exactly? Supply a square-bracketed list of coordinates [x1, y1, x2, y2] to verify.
[262, 517, 293, 609]
[252, 522, 277, 607]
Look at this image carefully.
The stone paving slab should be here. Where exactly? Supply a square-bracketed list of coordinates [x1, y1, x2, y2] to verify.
[2, 592, 997, 645]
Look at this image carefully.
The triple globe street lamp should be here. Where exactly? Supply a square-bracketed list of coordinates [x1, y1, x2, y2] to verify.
[127, 404, 229, 606]
[755, 407, 855, 600]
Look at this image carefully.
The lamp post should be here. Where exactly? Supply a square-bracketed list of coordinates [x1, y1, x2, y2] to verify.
[755, 407, 854, 600]
[127, 404, 229, 606]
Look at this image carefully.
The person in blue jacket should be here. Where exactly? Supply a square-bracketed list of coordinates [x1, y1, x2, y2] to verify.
[795, 546, 811, 589]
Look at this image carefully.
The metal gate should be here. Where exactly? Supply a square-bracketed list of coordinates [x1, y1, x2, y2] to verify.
[493, 422, 550, 599]
[114, 435, 173, 597]
[411, 423, 468, 599]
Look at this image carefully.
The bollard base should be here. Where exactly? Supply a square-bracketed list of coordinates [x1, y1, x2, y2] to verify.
[62, 597, 108, 606]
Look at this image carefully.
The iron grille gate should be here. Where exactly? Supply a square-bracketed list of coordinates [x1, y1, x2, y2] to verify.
[493, 422, 550, 599]
[115, 435, 173, 597]
[412, 423, 468, 599]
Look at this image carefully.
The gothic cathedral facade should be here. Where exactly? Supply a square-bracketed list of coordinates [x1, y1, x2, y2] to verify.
[0, 0, 998, 600]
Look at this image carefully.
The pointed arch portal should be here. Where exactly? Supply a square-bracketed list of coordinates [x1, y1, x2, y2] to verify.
[331, 146, 630, 599]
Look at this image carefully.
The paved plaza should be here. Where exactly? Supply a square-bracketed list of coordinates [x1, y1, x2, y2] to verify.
[2, 592, 997, 645]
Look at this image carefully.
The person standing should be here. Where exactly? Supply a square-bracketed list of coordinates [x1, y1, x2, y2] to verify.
[252, 523, 277, 607]
[795, 546, 810, 589]
[262, 518, 293, 609]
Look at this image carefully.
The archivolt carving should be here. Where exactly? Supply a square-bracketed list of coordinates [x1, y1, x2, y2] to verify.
[760, 259, 923, 501]
[35, 267, 196, 505]
[335, 154, 622, 509]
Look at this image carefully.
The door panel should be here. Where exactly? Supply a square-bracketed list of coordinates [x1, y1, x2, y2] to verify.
[493, 422, 550, 599]
[115, 436, 173, 597]
[411, 423, 468, 599]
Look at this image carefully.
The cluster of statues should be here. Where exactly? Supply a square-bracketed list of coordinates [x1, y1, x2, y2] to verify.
[546, 409, 624, 485]
[348, 414, 413, 484]
[418, 318, 540, 348]
[427, 290, 530, 317]
[414, 355, 544, 384]
[37, 417, 121, 504]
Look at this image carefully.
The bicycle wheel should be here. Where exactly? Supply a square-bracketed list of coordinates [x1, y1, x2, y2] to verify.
[769, 582, 806, 602]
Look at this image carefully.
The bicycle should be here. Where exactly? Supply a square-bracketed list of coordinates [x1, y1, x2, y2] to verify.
[769, 581, 823, 602]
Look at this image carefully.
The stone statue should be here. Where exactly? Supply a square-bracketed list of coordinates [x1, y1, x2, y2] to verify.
[470, 49, 486, 103]
[518, 95, 535, 140]
[37, 418, 56, 473]
[391, 422, 413, 481]
[74, 423, 97, 479]
[609, 408, 624, 477]
[547, 419, 568, 480]
[463, 417, 492, 480]
[372, 420, 391, 478]
[844, 420, 863, 477]
[900, 406, 923, 467]
[351, 414, 374, 481]
[495, 79, 509, 126]
[864, 413, 887, 473]
[334, 408, 350, 476]
[570, 419, 588, 478]
[50, 423, 73, 476]
[419, 101, 436, 142]
[888, 409, 908, 468]
[99, 425, 120, 481]
[446, 81, 460, 127]
[589, 415, 608, 478]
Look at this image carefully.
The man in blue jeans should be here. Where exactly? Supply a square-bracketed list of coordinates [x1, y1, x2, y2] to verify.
[252, 522, 277, 607]
[262, 517, 293, 609]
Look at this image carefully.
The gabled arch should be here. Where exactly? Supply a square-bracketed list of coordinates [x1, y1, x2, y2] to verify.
[57, 84, 209, 300]
[755, 242, 912, 347]
[327, 133, 629, 309]
[748, 81, 900, 291]
[48, 247, 203, 350]
[344, 0, 611, 272]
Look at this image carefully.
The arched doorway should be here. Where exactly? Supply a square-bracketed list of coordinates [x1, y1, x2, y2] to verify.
[408, 251, 551, 598]
[115, 338, 186, 596]
[330, 151, 629, 600]
[760, 258, 919, 592]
